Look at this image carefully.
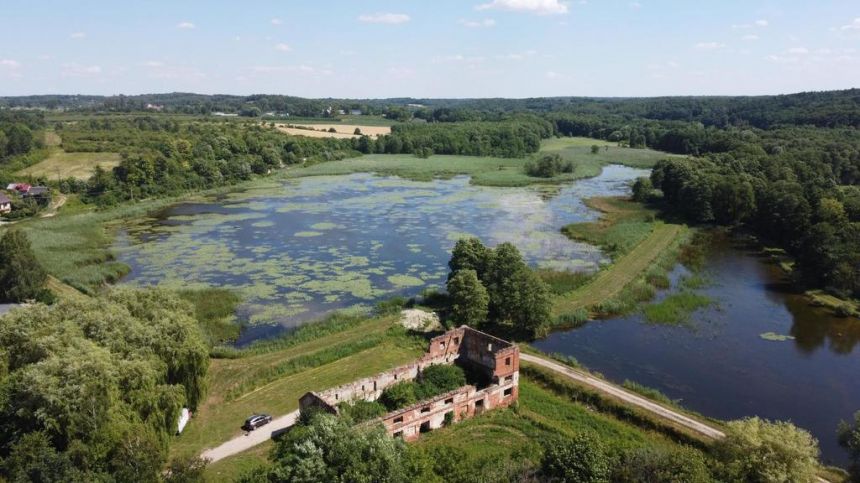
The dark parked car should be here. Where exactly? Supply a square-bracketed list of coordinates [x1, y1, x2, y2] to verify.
[242, 414, 273, 431]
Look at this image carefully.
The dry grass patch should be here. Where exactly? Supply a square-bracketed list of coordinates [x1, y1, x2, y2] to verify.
[274, 123, 390, 139]
[18, 149, 121, 179]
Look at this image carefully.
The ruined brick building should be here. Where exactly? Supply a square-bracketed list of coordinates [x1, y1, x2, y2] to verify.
[299, 326, 519, 441]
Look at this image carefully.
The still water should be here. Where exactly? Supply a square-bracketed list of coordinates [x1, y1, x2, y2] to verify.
[115, 165, 860, 464]
[534, 237, 860, 465]
[114, 165, 647, 343]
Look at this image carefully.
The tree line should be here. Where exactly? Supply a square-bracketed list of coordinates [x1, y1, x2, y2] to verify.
[52, 117, 357, 205]
[351, 116, 553, 158]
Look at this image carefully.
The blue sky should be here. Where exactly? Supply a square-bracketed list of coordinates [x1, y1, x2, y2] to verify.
[1, 0, 858, 97]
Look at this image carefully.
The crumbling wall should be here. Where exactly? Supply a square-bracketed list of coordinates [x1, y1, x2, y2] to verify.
[297, 325, 520, 442]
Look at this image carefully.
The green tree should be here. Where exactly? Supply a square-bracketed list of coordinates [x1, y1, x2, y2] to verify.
[631, 177, 653, 202]
[614, 446, 711, 483]
[591, 144, 600, 154]
[447, 269, 489, 327]
[380, 381, 417, 410]
[715, 417, 819, 483]
[541, 433, 611, 483]
[265, 413, 412, 482]
[354, 127, 362, 135]
[448, 238, 493, 282]
[0, 230, 48, 302]
[838, 411, 860, 482]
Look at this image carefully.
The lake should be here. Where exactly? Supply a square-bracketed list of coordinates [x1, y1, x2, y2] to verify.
[533, 235, 860, 465]
[115, 165, 860, 465]
[114, 165, 647, 344]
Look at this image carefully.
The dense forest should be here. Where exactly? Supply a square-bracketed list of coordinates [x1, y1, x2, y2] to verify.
[3, 89, 857, 128]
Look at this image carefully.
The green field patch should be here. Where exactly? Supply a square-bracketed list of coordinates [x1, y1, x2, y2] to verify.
[643, 292, 712, 325]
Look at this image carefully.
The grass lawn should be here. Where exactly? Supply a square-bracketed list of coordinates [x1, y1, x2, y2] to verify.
[17, 148, 121, 180]
[414, 370, 712, 478]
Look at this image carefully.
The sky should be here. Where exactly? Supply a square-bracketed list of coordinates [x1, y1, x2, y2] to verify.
[0, 0, 858, 98]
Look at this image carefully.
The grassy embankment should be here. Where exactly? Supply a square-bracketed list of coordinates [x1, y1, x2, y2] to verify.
[284, 137, 672, 187]
[171, 315, 427, 481]
[551, 194, 694, 324]
[192, 312, 728, 482]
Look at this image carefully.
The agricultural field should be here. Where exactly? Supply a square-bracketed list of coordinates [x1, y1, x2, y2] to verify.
[274, 123, 390, 139]
[17, 149, 121, 179]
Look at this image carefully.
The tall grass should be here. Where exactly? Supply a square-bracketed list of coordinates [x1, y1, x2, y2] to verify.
[178, 288, 242, 346]
[642, 292, 712, 325]
[224, 334, 386, 400]
[210, 312, 369, 358]
[536, 269, 594, 295]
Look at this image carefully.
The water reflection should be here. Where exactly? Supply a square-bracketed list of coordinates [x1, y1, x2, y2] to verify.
[534, 234, 860, 465]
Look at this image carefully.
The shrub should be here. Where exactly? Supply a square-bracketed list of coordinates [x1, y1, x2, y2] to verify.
[380, 382, 417, 410]
[340, 400, 388, 423]
[524, 153, 574, 178]
[714, 417, 819, 483]
[614, 446, 711, 483]
[541, 433, 612, 483]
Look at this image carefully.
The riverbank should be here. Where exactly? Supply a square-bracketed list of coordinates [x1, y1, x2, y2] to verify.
[551, 195, 692, 324]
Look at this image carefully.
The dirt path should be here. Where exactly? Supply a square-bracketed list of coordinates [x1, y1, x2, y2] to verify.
[200, 410, 299, 463]
[521, 353, 832, 482]
[521, 353, 724, 439]
[40, 193, 66, 218]
[553, 223, 682, 316]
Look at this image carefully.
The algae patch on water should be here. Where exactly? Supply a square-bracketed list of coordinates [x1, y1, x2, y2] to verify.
[760, 332, 795, 342]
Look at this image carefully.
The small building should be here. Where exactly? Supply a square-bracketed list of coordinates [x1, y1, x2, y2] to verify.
[349, 109, 363, 116]
[145, 103, 164, 111]
[299, 326, 519, 441]
[23, 186, 50, 204]
[7, 183, 31, 194]
[0, 192, 11, 213]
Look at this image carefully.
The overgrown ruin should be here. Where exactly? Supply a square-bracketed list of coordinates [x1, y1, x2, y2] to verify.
[299, 326, 520, 441]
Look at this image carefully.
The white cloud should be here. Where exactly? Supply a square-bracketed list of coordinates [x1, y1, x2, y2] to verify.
[476, 0, 568, 15]
[787, 47, 809, 55]
[767, 54, 799, 64]
[357, 13, 410, 24]
[143, 61, 164, 68]
[742, 34, 759, 41]
[460, 18, 496, 28]
[0, 59, 21, 69]
[545, 70, 563, 79]
[177, 21, 196, 29]
[838, 17, 860, 31]
[275, 43, 292, 52]
[62, 63, 102, 77]
[732, 19, 768, 29]
[629, 2, 641, 10]
[70, 32, 86, 39]
[694, 42, 725, 50]
[495, 50, 538, 61]
[271, 18, 283, 25]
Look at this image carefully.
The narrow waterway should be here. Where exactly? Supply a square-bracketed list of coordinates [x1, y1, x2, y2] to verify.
[534, 236, 860, 465]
